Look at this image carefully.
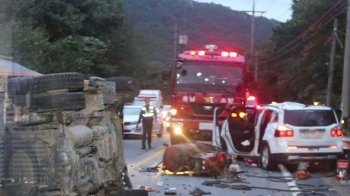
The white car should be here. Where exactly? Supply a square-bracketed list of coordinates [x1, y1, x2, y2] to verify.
[216, 102, 343, 170]
[162, 105, 171, 130]
[123, 105, 163, 138]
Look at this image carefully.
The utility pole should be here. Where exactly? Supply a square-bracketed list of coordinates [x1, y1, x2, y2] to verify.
[341, 0, 350, 132]
[326, 19, 338, 107]
[173, 21, 178, 60]
[241, 0, 265, 82]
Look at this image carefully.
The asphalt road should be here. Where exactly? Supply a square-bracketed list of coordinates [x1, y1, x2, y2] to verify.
[123, 130, 350, 196]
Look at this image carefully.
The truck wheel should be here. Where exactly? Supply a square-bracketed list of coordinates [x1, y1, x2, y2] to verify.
[105, 77, 140, 92]
[123, 171, 133, 190]
[2, 139, 39, 183]
[17, 72, 84, 94]
[7, 77, 31, 98]
[31, 92, 85, 112]
[259, 144, 275, 171]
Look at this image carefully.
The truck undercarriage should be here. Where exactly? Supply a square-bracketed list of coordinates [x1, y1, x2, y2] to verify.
[0, 73, 146, 196]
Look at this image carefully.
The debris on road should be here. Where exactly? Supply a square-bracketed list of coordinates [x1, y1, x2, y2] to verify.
[294, 161, 311, 179]
[335, 159, 349, 181]
[189, 187, 211, 195]
[164, 188, 177, 195]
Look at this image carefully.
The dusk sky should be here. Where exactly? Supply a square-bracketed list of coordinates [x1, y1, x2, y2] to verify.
[195, 0, 293, 22]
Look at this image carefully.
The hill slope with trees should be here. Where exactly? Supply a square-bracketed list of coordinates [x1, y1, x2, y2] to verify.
[122, 0, 280, 64]
[0, 0, 279, 89]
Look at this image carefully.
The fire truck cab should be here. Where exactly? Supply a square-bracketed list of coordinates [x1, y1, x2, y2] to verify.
[163, 44, 252, 145]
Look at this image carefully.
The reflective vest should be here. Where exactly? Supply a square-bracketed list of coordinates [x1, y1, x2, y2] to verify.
[142, 105, 155, 118]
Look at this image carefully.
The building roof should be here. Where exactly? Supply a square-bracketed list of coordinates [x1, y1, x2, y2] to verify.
[0, 58, 42, 77]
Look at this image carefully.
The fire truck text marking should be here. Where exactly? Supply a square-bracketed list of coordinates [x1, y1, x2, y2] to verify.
[228, 98, 234, 104]
[189, 96, 196, 102]
[182, 96, 189, 102]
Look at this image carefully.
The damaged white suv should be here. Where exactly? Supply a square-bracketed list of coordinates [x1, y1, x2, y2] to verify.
[216, 102, 343, 170]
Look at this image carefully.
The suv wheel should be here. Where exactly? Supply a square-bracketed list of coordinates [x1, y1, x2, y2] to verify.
[260, 144, 275, 170]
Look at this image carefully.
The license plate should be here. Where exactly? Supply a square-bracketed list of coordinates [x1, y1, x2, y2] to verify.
[199, 123, 213, 130]
[308, 148, 319, 151]
[301, 129, 324, 138]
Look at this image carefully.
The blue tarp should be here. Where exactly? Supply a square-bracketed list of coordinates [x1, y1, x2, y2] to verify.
[0, 58, 42, 77]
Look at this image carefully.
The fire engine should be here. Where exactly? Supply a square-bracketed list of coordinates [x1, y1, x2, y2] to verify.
[162, 44, 254, 146]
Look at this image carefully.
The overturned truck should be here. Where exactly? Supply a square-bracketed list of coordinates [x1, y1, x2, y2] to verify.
[0, 73, 144, 196]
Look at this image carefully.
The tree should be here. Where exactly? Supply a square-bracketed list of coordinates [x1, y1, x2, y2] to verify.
[2, 0, 159, 88]
[256, 0, 347, 106]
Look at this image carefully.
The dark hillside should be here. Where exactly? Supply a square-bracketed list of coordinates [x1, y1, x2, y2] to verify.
[122, 0, 280, 64]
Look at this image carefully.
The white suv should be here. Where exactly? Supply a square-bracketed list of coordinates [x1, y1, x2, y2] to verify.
[217, 102, 343, 170]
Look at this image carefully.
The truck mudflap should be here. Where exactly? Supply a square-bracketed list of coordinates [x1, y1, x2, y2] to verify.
[162, 143, 228, 174]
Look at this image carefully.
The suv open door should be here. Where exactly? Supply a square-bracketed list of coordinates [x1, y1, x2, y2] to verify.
[220, 106, 258, 155]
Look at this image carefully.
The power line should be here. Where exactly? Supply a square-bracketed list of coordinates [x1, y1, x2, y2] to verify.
[265, 0, 276, 12]
[260, 0, 347, 64]
[276, 7, 290, 20]
[271, 0, 345, 56]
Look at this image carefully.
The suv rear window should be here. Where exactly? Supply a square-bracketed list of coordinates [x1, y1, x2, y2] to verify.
[284, 110, 337, 126]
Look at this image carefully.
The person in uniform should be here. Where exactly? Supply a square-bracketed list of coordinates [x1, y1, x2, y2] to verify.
[137, 97, 157, 149]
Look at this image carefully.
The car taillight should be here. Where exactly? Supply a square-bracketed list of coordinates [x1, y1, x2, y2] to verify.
[274, 125, 294, 137]
[331, 128, 343, 137]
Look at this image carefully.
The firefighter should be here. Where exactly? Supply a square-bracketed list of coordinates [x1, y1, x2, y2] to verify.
[137, 97, 157, 149]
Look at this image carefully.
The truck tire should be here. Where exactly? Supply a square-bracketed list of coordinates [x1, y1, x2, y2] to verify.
[105, 77, 140, 104]
[17, 73, 84, 94]
[105, 77, 140, 92]
[2, 139, 40, 183]
[31, 92, 85, 112]
[7, 77, 31, 98]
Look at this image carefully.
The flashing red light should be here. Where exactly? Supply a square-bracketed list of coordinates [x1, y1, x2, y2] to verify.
[221, 51, 229, 57]
[275, 125, 294, 137]
[221, 51, 238, 57]
[331, 128, 343, 137]
[198, 51, 205, 56]
[247, 96, 256, 101]
[229, 52, 238, 57]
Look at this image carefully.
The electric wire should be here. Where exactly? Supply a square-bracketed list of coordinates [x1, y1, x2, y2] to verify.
[272, 0, 345, 55]
[264, 0, 276, 13]
[261, 0, 347, 64]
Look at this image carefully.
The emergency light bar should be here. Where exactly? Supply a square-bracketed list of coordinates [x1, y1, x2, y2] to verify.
[183, 50, 238, 57]
[135, 95, 157, 100]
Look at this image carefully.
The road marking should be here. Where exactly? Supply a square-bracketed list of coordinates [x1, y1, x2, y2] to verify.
[278, 164, 301, 196]
[132, 148, 165, 168]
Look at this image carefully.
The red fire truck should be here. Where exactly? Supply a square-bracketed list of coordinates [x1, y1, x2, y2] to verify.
[162, 44, 253, 145]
